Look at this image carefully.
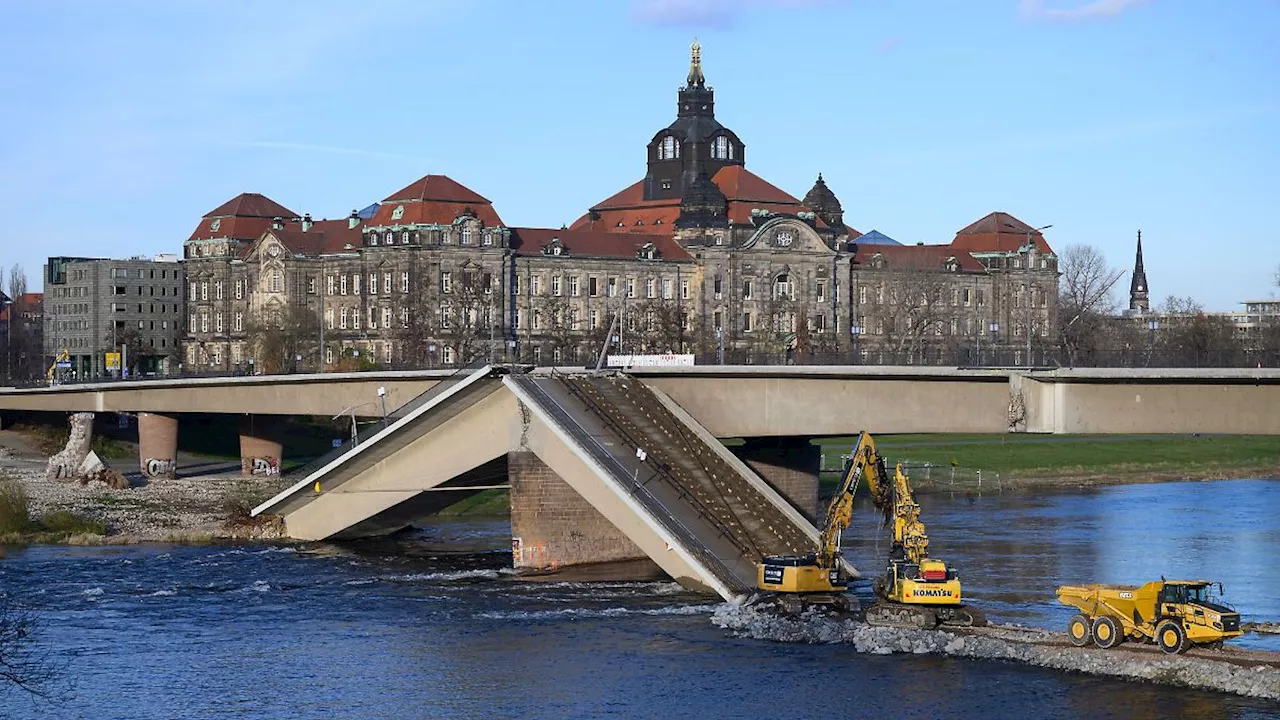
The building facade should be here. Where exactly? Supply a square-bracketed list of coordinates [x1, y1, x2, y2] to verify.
[43, 256, 184, 378]
[182, 43, 1060, 370]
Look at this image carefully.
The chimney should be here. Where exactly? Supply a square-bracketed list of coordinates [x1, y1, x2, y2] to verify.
[348, 209, 360, 230]
[272, 216, 284, 231]
[302, 213, 313, 232]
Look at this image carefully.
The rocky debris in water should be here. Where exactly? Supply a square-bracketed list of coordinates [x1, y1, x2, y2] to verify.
[711, 604, 1280, 701]
[52, 450, 130, 490]
[0, 445, 13, 459]
[1249, 623, 1280, 635]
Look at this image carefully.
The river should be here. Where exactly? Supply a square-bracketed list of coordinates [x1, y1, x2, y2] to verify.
[1, 479, 1277, 719]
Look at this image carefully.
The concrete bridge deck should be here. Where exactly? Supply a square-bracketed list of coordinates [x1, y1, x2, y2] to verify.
[5, 365, 1279, 435]
[254, 366, 834, 601]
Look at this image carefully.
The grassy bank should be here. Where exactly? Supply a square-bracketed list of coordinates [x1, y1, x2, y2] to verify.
[813, 433, 1280, 486]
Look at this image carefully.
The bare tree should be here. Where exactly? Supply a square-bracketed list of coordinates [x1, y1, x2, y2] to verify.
[0, 595, 60, 698]
[1156, 295, 1242, 367]
[245, 304, 321, 374]
[877, 270, 960, 362]
[1056, 244, 1125, 366]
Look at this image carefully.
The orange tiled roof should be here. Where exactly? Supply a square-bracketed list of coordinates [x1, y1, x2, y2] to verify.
[371, 174, 505, 228]
[510, 227, 692, 261]
[852, 242, 986, 272]
[952, 211, 1055, 254]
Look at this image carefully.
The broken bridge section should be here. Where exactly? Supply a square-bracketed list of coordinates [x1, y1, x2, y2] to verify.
[255, 365, 832, 603]
[505, 372, 824, 600]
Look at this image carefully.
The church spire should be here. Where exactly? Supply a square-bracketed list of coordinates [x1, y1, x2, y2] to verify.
[687, 39, 705, 87]
[1129, 230, 1150, 312]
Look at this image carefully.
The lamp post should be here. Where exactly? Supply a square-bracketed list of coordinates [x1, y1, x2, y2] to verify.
[851, 323, 863, 364]
[2, 293, 11, 383]
[1146, 318, 1159, 367]
[989, 321, 1000, 365]
[1005, 222, 1052, 367]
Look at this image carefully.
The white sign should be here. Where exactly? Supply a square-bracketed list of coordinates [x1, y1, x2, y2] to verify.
[606, 354, 695, 368]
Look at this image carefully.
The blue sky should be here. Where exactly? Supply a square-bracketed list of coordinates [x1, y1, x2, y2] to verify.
[1, 0, 1276, 310]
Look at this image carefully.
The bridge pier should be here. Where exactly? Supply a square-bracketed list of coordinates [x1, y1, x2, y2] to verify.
[239, 415, 283, 478]
[137, 412, 178, 479]
[507, 451, 659, 578]
[733, 437, 821, 523]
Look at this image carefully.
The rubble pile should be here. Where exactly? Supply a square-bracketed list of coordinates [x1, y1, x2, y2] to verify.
[712, 604, 1280, 700]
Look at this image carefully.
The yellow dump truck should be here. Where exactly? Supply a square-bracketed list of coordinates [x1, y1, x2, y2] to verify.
[1057, 580, 1242, 654]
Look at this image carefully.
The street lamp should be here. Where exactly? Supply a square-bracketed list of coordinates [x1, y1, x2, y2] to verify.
[1005, 222, 1052, 367]
[1146, 318, 1160, 367]
[851, 323, 863, 364]
[989, 322, 1000, 365]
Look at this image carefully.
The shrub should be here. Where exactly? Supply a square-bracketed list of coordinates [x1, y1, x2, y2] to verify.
[221, 480, 281, 526]
[0, 475, 32, 534]
[37, 510, 107, 536]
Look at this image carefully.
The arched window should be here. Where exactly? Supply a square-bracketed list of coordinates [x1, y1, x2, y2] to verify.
[402, 231, 411, 244]
[712, 136, 730, 160]
[774, 273, 791, 300]
[369, 233, 378, 246]
[659, 136, 678, 160]
[461, 226, 473, 244]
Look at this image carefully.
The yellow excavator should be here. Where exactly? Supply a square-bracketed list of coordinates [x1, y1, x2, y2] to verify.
[46, 349, 69, 383]
[756, 431, 984, 628]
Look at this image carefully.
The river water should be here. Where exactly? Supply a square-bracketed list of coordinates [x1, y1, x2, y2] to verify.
[2, 479, 1277, 719]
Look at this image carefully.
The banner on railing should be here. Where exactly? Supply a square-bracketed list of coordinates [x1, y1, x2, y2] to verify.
[605, 354, 695, 368]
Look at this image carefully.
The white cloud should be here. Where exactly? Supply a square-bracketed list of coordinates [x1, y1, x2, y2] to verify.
[1020, 0, 1149, 22]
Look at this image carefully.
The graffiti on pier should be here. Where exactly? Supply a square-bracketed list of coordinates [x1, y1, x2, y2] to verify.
[143, 457, 176, 478]
[511, 537, 556, 570]
[244, 456, 280, 477]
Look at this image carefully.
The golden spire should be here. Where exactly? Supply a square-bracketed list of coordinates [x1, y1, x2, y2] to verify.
[687, 39, 705, 87]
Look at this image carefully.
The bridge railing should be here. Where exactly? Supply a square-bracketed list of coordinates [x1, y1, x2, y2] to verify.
[281, 360, 490, 481]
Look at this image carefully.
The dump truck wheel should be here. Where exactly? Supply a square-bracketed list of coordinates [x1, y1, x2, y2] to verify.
[1068, 614, 1092, 647]
[1092, 616, 1122, 649]
[1156, 620, 1187, 654]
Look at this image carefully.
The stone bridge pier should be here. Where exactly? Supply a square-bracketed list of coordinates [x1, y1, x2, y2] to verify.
[239, 415, 284, 478]
[732, 437, 821, 523]
[137, 412, 179, 479]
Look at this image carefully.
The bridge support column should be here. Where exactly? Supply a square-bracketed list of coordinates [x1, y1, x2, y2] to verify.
[507, 451, 657, 577]
[239, 415, 283, 478]
[137, 412, 178, 479]
[733, 437, 820, 523]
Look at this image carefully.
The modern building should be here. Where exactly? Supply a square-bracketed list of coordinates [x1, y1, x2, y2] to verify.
[182, 43, 1060, 370]
[43, 255, 185, 378]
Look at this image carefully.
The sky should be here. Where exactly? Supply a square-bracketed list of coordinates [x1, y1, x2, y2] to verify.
[1, 0, 1277, 310]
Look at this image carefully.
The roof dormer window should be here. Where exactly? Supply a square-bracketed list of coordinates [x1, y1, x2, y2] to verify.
[543, 238, 566, 256]
[369, 233, 378, 246]
[712, 135, 733, 160]
[638, 243, 659, 261]
[658, 135, 679, 160]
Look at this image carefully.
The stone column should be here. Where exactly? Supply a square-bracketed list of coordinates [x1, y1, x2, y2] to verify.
[733, 437, 821, 523]
[45, 412, 95, 481]
[507, 451, 655, 576]
[137, 412, 178, 479]
[239, 415, 283, 478]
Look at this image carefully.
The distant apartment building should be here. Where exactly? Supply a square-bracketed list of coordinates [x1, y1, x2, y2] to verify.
[43, 255, 185, 378]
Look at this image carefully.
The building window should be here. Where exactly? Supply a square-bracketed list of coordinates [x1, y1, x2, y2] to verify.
[552, 276, 562, 296]
[340, 307, 348, 329]
[743, 280, 753, 300]
[236, 279, 245, 299]
[200, 313, 209, 333]
[681, 280, 689, 300]
[714, 275, 723, 299]
[441, 271, 452, 293]
[340, 275, 348, 295]
[200, 281, 208, 300]
[189, 312, 197, 330]
[461, 226, 473, 244]
[626, 278, 636, 298]
[714, 310, 722, 329]
[400, 307, 408, 328]
[326, 347, 334, 365]
[402, 272, 410, 293]
[712, 135, 731, 160]
[352, 308, 360, 330]
[645, 278, 656, 299]
[382, 307, 391, 329]
[327, 275, 335, 296]
[234, 312, 243, 332]
[659, 135, 678, 160]
[402, 231, 411, 245]
[773, 274, 791, 300]
[368, 306, 376, 329]
[270, 269, 282, 293]
[215, 281, 223, 300]
[440, 303, 451, 329]
[353, 274, 361, 295]
[607, 277, 617, 297]
[307, 277, 316, 295]
[816, 282, 826, 303]
[383, 272, 392, 295]
[369, 233, 378, 247]
[588, 277, 598, 297]
[742, 312, 752, 332]
[531, 276, 542, 296]
[589, 309, 598, 329]
[326, 307, 334, 329]
[443, 346, 455, 365]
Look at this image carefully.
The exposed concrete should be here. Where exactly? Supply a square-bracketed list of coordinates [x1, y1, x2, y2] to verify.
[239, 415, 283, 478]
[137, 412, 178, 479]
[45, 412, 95, 481]
[732, 437, 821, 523]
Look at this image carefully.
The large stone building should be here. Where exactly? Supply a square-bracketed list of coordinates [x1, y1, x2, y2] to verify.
[43, 255, 184, 378]
[183, 43, 1059, 370]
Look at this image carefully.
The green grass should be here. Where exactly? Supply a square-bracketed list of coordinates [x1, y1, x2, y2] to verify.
[436, 489, 511, 517]
[811, 433, 1280, 477]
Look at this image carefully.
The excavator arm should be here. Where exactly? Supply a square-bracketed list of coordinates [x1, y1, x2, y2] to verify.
[46, 349, 68, 382]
